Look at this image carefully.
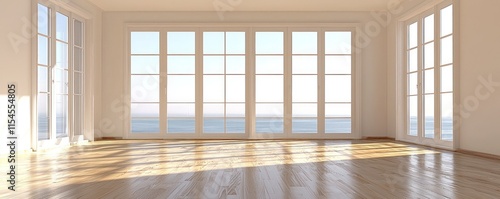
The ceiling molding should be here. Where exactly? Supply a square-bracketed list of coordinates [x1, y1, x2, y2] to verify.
[87, 0, 396, 12]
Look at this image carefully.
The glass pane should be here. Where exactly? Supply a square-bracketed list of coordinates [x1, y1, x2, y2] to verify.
[131, 103, 159, 118]
[408, 48, 418, 72]
[256, 117, 283, 133]
[441, 36, 453, 65]
[226, 56, 245, 74]
[167, 75, 195, 102]
[74, 19, 83, 47]
[131, 32, 160, 54]
[441, 5, 453, 37]
[408, 73, 418, 95]
[167, 56, 195, 74]
[325, 118, 351, 133]
[293, 119, 317, 133]
[256, 103, 283, 133]
[292, 32, 317, 54]
[74, 47, 83, 72]
[293, 75, 317, 102]
[38, 93, 49, 140]
[74, 72, 83, 95]
[167, 32, 195, 54]
[203, 75, 225, 102]
[56, 41, 68, 69]
[256, 75, 283, 102]
[204, 104, 224, 117]
[204, 32, 224, 54]
[441, 93, 453, 140]
[38, 4, 49, 35]
[226, 103, 245, 117]
[131, 56, 159, 74]
[226, 75, 245, 102]
[325, 104, 351, 117]
[425, 95, 435, 138]
[74, 96, 83, 135]
[38, 66, 48, 92]
[408, 96, 418, 136]
[424, 43, 434, 69]
[325, 31, 351, 54]
[256, 32, 283, 54]
[168, 119, 195, 133]
[204, 119, 225, 133]
[56, 12, 68, 42]
[424, 14, 434, 43]
[325, 75, 351, 102]
[408, 22, 418, 49]
[256, 56, 283, 74]
[131, 75, 160, 102]
[325, 55, 351, 74]
[441, 65, 453, 92]
[167, 103, 195, 117]
[293, 56, 317, 74]
[38, 35, 48, 65]
[204, 104, 224, 133]
[256, 103, 283, 117]
[203, 56, 224, 74]
[55, 95, 68, 138]
[292, 104, 317, 117]
[226, 32, 245, 54]
[54, 69, 68, 94]
[131, 118, 159, 133]
[227, 119, 245, 133]
[424, 69, 434, 94]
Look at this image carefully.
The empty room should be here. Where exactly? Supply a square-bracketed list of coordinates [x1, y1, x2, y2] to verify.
[1, 0, 500, 198]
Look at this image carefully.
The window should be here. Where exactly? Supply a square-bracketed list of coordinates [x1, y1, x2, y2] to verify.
[128, 26, 357, 139]
[36, 3, 86, 143]
[203, 32, 246, 133]
[325, 32, 352, 133]
[167, 31, 196, 133]
[292, 32, 318, 133]
[403, 3, 454, 145]
[130, 32, 160, 133]
[255, 31, 284, 133]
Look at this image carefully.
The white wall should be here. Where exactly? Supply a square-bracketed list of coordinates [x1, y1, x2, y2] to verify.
[100, 11, 389, 138]
[0, 0, 102, 154]
[459, 0, 500, 156]
[0, 0, 33, 153]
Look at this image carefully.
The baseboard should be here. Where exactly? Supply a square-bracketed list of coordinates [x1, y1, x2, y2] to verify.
[96, 137, 123, 140]
[457, 149, 500, 160]
[362, 136, 395, 140]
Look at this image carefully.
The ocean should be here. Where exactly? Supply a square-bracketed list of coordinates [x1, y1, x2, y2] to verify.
[37, 117, 453, 139]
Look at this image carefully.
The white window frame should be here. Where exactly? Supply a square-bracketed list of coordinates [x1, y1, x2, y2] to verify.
[125, 23, 362, 140]
[31, 0, 93, 150]
[396, 0, 460, 150]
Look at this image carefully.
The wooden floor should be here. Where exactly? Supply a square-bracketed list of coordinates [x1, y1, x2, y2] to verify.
[2, 140, 500, 198]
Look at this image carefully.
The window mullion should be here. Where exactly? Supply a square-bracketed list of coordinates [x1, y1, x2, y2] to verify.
[160, 29, 167, 136]
[318, 29, 325, 135]
[247, 28, 255, 138]
[284, 29, 292, 136]
[196, 29, 203, 137]
[434, 8, 442, 141]
[50, 8, 57, 140]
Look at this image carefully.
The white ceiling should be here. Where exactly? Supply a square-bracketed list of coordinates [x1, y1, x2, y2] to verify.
[87, 0, 393, 12]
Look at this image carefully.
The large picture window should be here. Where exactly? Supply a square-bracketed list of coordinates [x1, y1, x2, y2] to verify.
[128, 26, 357, 139]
